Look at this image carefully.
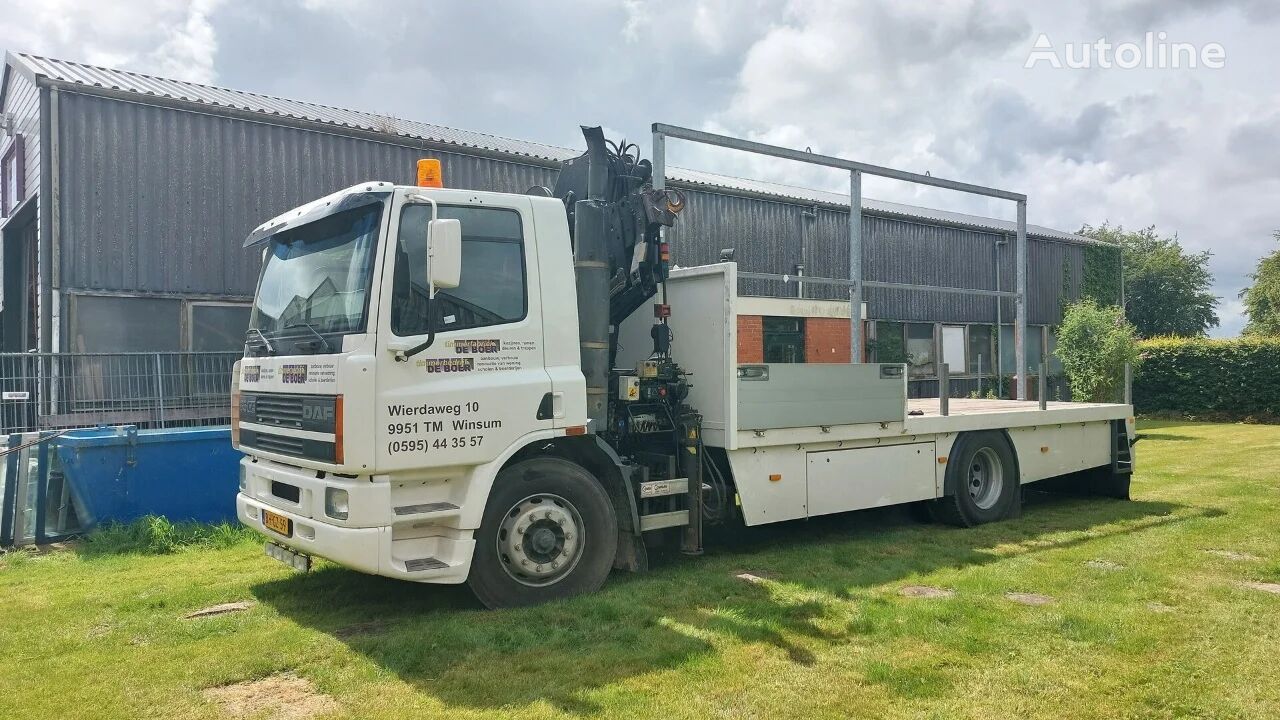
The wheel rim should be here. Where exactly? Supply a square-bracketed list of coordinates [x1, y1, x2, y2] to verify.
[967, 447, 1005, 510]
[496, 493, 585, 587]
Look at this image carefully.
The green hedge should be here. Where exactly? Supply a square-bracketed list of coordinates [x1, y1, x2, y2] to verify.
[1133, 336, 1280, 421]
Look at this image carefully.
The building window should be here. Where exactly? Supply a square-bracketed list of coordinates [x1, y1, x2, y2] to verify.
[71, 295, 183, 353]
[905, 323, 935, 377]
[940, 325, 966, 375]
[1, 135, 24, 217]
[968, 325, 994, 375]
[872, 321, 906, 364]
[1000, 325, 1046, 375]
[70, 295, 254, 353]
[190, 303, 253, 352]
[763, 317, 804, 363]
[393, 205, 527, 336]
[1047, 328, 1063, 374]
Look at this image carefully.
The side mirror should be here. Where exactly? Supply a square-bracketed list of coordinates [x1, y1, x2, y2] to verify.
[427, 218, 461, 293]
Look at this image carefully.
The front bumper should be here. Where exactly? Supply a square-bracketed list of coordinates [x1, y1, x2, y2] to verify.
[236, 457, 476, 584]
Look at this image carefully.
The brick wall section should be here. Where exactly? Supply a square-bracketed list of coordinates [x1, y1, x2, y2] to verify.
[737, 315, 763, 363]
[804, 318, 852, 363]
[738, 314, 869, 363]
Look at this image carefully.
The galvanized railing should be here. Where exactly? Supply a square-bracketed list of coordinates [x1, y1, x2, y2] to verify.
[0, 352, 240, 435]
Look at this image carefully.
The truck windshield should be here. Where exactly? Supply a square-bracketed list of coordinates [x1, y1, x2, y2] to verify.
[249, 202, 383, 341]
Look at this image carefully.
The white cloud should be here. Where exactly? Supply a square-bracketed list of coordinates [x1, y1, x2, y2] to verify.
[0, 0, 222, 83]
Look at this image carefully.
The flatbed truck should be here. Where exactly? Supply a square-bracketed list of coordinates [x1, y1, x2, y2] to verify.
[233, 126, 1135, 608]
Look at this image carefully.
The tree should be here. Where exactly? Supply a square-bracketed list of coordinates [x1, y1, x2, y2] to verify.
[1241, 232, 1280, 336]
[1078, 223, 1219, 337]
[1055, 299, 1141, 403]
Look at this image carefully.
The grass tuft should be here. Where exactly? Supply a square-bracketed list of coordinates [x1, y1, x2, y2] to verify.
[81, 515, 257, 556]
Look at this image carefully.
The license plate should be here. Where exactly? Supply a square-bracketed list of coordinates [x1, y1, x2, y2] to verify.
[262, 508, 292, 537]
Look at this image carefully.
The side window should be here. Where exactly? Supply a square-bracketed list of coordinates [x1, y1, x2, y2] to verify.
[763, 316, 805, 363]
[905, 323, 935, 377]
[393, 205, 527, 336]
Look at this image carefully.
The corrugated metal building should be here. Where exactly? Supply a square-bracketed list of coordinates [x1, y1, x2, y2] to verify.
[0, 52, 1113, 395]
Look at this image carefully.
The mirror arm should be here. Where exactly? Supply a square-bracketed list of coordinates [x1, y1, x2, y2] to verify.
[394, 313, 436, 361]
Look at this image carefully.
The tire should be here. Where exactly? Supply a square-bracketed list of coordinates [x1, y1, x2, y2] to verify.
[468, 456, 618, 608]
[930, 431, 1019, 527]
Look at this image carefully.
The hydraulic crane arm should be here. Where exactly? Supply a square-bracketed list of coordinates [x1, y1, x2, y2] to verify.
[551, 126, 685, 326]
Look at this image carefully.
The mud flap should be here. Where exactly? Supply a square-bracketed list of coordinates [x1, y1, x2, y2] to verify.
[613, 530, 649, 572]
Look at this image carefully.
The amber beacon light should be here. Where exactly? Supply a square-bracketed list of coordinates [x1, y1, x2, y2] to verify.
[416, 158, 444, 188]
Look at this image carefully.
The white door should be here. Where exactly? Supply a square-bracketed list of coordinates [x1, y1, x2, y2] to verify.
[372, 192, 554, 472]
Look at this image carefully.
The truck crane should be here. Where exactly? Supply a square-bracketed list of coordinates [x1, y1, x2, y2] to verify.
[233, 126, 1135, 608]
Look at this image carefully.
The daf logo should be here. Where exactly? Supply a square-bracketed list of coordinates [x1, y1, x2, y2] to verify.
[303, 405, 335, 422]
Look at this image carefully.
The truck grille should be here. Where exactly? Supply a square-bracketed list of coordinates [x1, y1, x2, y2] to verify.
[240, 392, 337, 433]
[239, 428, 336, 463]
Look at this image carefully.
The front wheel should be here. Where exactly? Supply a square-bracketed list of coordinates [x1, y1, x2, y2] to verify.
[468, 456, 617, 608]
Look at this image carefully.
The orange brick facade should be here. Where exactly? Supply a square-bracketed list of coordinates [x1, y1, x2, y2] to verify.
[736, 315, 864, 363]
[736, 315, 764, 363]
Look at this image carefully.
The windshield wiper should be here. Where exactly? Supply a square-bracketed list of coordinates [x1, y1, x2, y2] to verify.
[245, 327, 277, 355]
[283, 320, 334, 353]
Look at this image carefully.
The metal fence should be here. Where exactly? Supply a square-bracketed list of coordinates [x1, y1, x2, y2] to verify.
[0, 352, 239, 435]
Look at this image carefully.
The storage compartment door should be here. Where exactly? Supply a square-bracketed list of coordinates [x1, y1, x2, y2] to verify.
[806, 442, 936, 517]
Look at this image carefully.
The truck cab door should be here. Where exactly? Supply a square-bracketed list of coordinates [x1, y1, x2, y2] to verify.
[372, 190, 553, 472]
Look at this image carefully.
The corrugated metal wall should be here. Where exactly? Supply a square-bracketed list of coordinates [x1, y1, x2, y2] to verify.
[53, 90, 1081, 326]
[55, 92, 557, 296]
[670, 188, 1081, 325]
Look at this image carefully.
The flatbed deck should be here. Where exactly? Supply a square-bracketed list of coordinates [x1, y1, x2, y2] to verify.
[906, 398, 1118, 416]
[734, 397, 1131, 449]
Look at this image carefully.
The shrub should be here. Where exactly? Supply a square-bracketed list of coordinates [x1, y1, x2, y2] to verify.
[1133, 336, 1280, 421]
[1055, 299, 1141, 403]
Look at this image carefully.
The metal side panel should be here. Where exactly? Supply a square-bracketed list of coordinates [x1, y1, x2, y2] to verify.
[1007, 421, 1112, 483]
[737, 363, 906, 431]
[725, 444, 809, 525]
[806, 442, 937, 517]
[617, 263, 737, 448]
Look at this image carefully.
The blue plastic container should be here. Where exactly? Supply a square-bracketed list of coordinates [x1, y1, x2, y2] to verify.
[55, 426, 240, 525]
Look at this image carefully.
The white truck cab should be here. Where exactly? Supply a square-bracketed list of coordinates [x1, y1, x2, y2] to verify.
[234, 132, 1135, 608]
[235, 181, 598, 589]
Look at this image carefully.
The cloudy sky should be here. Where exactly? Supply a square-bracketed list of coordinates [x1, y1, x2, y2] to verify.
[3, 0, 1277, 335]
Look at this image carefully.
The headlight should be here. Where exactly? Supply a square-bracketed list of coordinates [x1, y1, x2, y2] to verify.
[325, 488, 349, 520]
[238, 464, 248, 492]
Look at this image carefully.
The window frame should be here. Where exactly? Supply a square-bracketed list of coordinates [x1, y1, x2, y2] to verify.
[67, 291, 255, 353]
[762, 316, 805, 363]
[904, 322, 936, 377]
[390, 203, 529, 338]
[187, 300, 254, 352]
[940, 324, 967, 375]
[966, 324, 995, 376]
[999, 324, 1049, 376]
[1, 134, 24, 218]
[67, 292, 185, 353]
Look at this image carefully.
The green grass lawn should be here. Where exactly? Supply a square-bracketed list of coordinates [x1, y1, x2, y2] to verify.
[3, 420, 1279, 719]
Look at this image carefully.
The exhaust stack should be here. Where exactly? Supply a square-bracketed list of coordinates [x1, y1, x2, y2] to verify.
[573, 127, 613, 429]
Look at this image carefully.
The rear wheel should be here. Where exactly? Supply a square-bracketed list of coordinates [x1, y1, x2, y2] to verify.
[931, 431, 1019, 527]
[468, 457, 617, 608]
